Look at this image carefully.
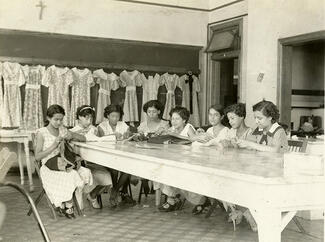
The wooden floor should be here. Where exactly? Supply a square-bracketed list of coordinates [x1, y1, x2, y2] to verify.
[0, 174, 323, 242]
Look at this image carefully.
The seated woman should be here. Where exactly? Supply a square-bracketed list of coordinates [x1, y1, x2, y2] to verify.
[216, 103, 257, 231]
[138, 100, 169, 135]
[236, 100, 288, 153]
[98, 104, 135, 206]
[192, 104, 230, 146]
[157, 107, 207, 212]
[70, 105, 113, 209]
[35, 104, 94, 219]
[138, 100, 169, 193]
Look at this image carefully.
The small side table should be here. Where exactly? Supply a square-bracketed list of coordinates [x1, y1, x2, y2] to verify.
[0, 132, 34, 192]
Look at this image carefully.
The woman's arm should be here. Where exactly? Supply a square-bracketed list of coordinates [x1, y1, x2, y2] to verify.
[236, 139, 278, 152]
[97, 126, 105, 137]
[34, 132, 61, 161]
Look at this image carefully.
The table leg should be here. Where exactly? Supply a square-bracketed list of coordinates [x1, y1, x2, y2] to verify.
[254, 209, 281, 242]
[155, 189, 161, 207]
[24, 139, 34, 192]
[17, 143, 24, 185]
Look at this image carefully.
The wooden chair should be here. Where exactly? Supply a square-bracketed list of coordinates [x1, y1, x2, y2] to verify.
[27, 133, 83, 219]
[288, 139, 307, 152]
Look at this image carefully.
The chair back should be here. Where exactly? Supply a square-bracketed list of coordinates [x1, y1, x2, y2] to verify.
[288, 139, 307, 153]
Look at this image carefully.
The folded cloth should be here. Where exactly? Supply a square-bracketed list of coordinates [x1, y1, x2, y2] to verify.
[148, 135, 191, 145]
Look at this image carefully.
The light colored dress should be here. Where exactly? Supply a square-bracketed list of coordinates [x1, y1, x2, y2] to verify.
[69, 68, 95, 126]
[98, 120, 129, 136]
[160, 73, 179, 120]
[138, 73, 161, 122]
[1, 62, 26, 128]
[22, 65, 45, 130]
[119, 70, 141, 122]
[38, 126, 93, 207]
[70, 125, 112, 186]
[93, 69, 119, 124]
[137, 119, 169, 134]
[178, 74, 201, 127]
[42, 66, 73, 126]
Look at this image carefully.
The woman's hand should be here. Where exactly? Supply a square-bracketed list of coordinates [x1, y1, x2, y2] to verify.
[54, 136, 63, 146]
[155, 127, 167, 135]
[195, 128, 205, 135]
[62, 131, 73, 140]
[115, 132, 124, 141]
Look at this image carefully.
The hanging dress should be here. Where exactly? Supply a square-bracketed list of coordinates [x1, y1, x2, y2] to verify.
[0, 63, 3, 127]
[178, 74, 201, 127]
[69, 68, 95, 126]
[160, 73, 179, 121]
[139, 73, 161, 122]
[22, 65, 45, 130]
[42, 65, 73, 127]
[1, 62, 26, 128]
[119, 70, 141, 123]
[93, 69, 119, 124]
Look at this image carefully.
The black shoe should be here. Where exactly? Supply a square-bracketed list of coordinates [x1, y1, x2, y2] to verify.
[64, 207, 76, 219]
[192, 198, 211, 215]
[158, 202, 176, 212]
[55, 207, 65, 217]
[120, 193, 136, 206]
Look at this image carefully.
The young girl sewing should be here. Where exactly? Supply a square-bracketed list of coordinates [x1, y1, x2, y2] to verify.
[98, 104, 135, 206]
[215, 103, 258, 231]
[236, 100, 288, 153]
[158, 107, 207, 212]
[193, 105, 230, 146]
[222, 103, 253, 147]
[70, 105, 113, 209]
[35, 104, 93, 219]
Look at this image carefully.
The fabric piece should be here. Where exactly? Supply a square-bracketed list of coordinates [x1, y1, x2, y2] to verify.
[178, 74, 200, 127]
[119, 70, 141, 122]
[22, 65, 45, 130]
[137, 120, 169, 134]
[69, 68, 94, 126]
[42, 65, 73, 126]
[139, 73, 161, 122]
[1, 62, 26, 128]
[160, 73, 179, 120]
[93, 69, 120, 124]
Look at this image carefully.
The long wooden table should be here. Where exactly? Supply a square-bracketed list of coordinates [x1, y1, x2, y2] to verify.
[73, 141, 325, 242]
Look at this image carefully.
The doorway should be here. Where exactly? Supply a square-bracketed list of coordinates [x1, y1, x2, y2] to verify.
[205, 18, 243, 124]
[278, 31, 325, 134]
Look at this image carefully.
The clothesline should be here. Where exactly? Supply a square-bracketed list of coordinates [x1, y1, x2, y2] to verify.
[0, 56, 200, 76]
[0, 61, 201, 131]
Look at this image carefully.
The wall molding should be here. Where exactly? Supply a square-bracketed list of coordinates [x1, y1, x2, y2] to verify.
[115, 0, 244, 12]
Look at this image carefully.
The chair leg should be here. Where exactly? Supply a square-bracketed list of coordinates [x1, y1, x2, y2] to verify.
[27, 189, 45, 216]
[138, 181, 143, 204]
[205, 199, 218, 218]
[73, 193, 83, 216]
[97, 195, 103, 209]
[293, 216, 307, 234]
[128, 183, 133, 200]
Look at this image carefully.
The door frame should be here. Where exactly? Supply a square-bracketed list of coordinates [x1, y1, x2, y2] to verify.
[277, 30, 325, 126]
[205, 18, 243, 125]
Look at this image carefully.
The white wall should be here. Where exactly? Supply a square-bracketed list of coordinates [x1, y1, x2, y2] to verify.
[244, 0, 324, 126]
[0, 0, 208, 46]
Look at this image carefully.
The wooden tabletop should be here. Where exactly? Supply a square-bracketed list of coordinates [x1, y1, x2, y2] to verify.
[74, 141, 286, 180]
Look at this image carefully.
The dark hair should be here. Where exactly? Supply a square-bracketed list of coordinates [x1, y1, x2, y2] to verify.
[76, 105, 95, 120]
[143, 100, 163, 118]
[44, 104, 65, 126]
[224, 103, 246, 118]
[253, 100, 279, 123]
[169, 106, 190, 123]
[104, 104, 124, 119]
[209, 104, 230, 127]
[209, 104, 224, 116]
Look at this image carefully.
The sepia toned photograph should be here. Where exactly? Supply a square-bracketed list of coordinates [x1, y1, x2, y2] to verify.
[0, 0, 324, 241]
